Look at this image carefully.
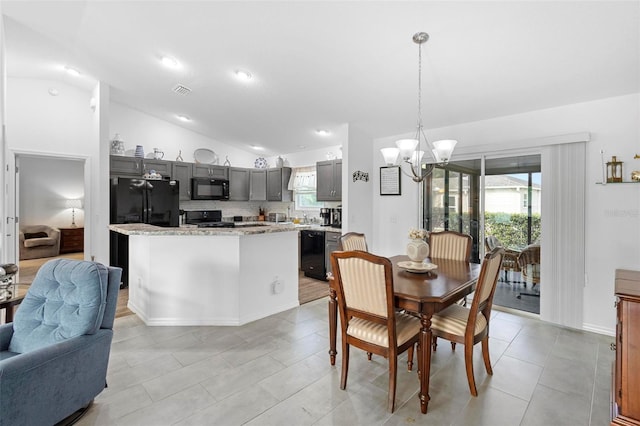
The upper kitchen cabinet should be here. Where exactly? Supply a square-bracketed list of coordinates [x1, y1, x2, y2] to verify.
[172, 161, 193, 201]
[267, 167, 293, 202]
[316, 160, 342, 201]
[143, 159, 172, 177]
[193, 164, 229, 180]
[249, 169, 267, 201]
[110, 156, 142, 177]
[229, 167, 250, 201]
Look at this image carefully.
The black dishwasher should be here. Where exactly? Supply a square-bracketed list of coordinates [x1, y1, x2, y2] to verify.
[301, 230, 326, 280]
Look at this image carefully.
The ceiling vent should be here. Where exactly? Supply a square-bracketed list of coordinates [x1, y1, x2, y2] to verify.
[172, 84, 192, 95]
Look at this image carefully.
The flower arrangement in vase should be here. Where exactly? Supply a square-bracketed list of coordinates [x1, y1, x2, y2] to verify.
[406, 228, 429, 264]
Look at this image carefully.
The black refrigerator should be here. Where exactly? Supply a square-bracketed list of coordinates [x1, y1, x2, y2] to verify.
[110, 177, 180, 287]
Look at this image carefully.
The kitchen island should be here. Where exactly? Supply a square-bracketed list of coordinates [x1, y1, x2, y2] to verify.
[109, 223, 301, 326]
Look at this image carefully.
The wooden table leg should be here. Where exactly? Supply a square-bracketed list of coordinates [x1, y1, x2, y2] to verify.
[328, 287, 337, 365]
[6, 306, 14, 323]
[419, 314, 433, 414]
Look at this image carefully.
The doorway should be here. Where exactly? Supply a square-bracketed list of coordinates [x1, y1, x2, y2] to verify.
[14, 153, 86, 283]
[424, 154, 542, 314]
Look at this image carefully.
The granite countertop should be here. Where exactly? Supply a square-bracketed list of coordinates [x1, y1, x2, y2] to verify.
[109, 223, 301, 236]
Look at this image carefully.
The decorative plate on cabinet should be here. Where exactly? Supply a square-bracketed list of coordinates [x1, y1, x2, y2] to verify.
[254, 157, 268, 168]
[194, 148, 219, 164]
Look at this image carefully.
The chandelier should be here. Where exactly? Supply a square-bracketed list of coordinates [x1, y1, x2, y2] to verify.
[380, 32, 457, 183]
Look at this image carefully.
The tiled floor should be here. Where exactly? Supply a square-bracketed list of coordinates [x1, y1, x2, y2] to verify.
[79, 299, 614, 426]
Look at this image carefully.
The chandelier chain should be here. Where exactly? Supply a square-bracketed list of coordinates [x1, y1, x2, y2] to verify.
[417, 38, 423, 129]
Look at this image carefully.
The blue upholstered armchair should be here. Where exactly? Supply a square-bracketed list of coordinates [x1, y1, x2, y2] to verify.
[0, 259, 121, 426]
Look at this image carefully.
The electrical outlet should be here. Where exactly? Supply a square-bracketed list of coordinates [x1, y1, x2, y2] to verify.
[272, 280, 284, 294]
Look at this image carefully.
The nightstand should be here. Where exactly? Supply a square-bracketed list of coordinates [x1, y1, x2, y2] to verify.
[59, 227, 84, 254]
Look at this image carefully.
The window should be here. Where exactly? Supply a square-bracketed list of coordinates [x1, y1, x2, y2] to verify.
[295, 192, 323, 210]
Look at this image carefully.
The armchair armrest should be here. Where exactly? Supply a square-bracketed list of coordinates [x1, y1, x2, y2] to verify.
[0, 323, 13, 351]
[0, 330, 113, 426]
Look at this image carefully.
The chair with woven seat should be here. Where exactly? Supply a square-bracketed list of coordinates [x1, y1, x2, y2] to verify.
[485, 235, 521, 283]
[517, 244, 540, 298]
[429, 230, 473, 261]
[430, 247, 504, 396]
[338, 232, 368, 252]
[330, 250, 422, 412]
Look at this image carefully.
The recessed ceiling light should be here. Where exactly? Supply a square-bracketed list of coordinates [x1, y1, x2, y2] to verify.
[161, 56, 180, 69]
[64, 66, 80, 77]
[251, 145, 264, 151]
[235, 69, 253, 81]
[315, 129, 330, 136]
[177, 114, 191, 122]
[48, 88, 59, 96]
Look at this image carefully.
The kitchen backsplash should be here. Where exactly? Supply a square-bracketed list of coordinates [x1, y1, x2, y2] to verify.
[180, 200, 339, 223]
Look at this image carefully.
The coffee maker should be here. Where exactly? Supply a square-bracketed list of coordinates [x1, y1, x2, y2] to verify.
[319, 208, 331, 226]
[330, 207, 342, 228]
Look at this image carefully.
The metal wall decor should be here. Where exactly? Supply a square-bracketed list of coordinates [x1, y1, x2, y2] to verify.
[352, 171, 369, 182]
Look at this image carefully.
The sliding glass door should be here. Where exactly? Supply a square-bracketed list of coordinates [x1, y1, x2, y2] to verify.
[423, 154, 542, 313]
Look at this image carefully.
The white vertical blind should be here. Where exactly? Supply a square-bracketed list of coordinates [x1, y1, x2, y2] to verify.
[540, 142, 586, 328]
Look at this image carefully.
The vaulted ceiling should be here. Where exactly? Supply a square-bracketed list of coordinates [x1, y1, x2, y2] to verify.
[3, 1, 639, 156]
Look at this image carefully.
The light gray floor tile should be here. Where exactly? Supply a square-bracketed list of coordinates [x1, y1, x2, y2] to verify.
[504, 330, 556, 366]
[247, 373, 349, 426]
[452, 387, 529, 426]
[200, 354, 286, 401]
[521, 384, 592, 426]
[142, 353, 233, 401]
[115, 384, 215, 426]
[538, 355, 595, 399]
[488, 355, 543, 401]
[258, 353, 333, 401]
[176, 384, 281, 426]
[85, 384, 153, 423]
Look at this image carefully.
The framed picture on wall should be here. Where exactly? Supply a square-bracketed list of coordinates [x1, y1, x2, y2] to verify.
[380, 166, 401, 195]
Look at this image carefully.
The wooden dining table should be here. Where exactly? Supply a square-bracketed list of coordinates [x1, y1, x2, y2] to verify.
[328, 255, 480, 414]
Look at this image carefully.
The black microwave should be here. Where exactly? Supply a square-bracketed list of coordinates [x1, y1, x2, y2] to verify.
[190, 178, 229, 200]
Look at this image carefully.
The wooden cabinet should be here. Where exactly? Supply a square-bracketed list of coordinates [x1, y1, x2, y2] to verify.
[143, 159, 172, 177]
[325, 231, 340, 275]
[316, 160, 342, 201]
[59, 227, 84, 254]
[249, 169, 267, 201]
[110, 156, 172, 179]
[172, 162, 193, 201]
[110, 156, 141, 176]
[229, 168, 250, 201]
[193, 164, 229, 179]
[612, 269, 640, 426]
[267, 167, 293, 201]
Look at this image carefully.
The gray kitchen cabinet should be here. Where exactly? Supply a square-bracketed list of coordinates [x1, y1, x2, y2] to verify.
[249, 169, 267, 201]
[316, 159, 342, 201]
[143, 159, 172, 177]
[229, 167, 250, 201]
[267, 167, 293, 202]
[193, 164, 229, 179]
[325, 231, 340, 275]
[172, 161, 193, 201]
[110, 156, 142, 177]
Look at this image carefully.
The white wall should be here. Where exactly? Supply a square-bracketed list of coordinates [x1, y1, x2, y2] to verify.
[19, 156, 84, 228]
[110, 102, 255, 167]
[343, 124, 373, 237]
[372, 93, 640, 334]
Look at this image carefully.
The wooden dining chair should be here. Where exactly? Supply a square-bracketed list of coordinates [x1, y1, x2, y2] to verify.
[429, 230, 473, 261]
[338, 232, 368, 252]
[430, 247, 505, 396]
[330, 250, 422, 413]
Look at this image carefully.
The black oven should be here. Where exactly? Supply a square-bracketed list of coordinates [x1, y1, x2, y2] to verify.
[190, 178, 229, 200]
